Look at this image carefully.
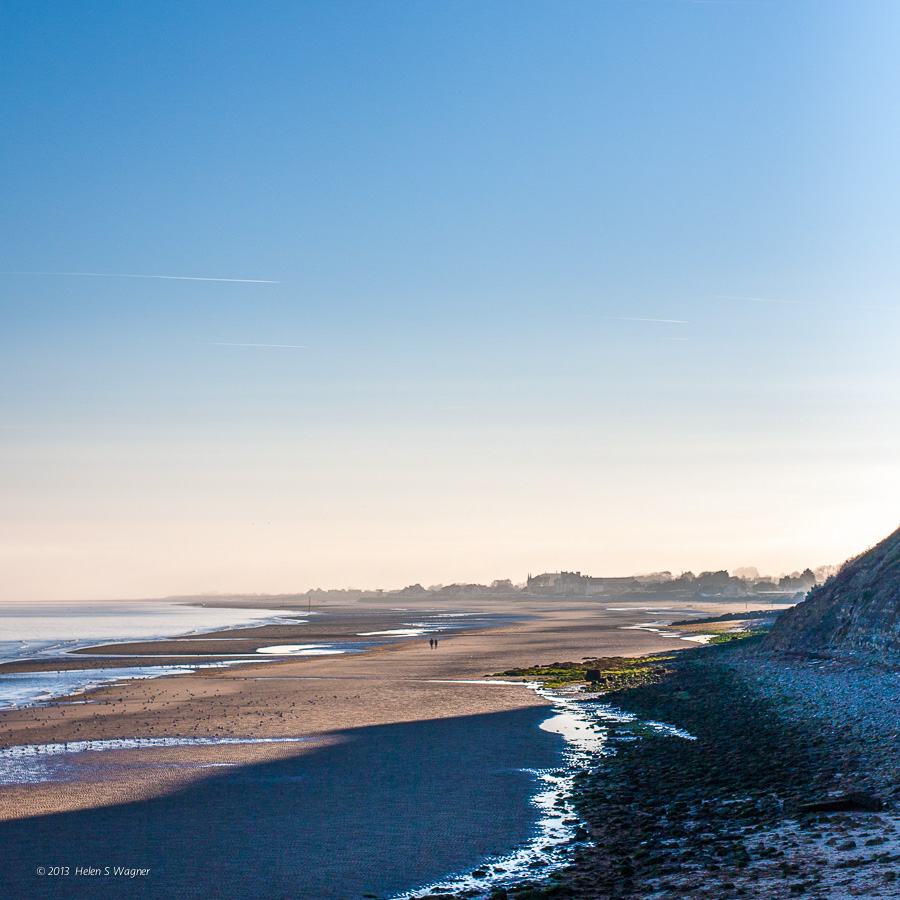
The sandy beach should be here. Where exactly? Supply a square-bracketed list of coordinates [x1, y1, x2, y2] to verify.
[1, 707, 562, 900]
[0, 595, 717, 898]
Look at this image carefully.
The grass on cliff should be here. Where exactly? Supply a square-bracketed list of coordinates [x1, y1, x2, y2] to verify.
[705, 627, 769, 644]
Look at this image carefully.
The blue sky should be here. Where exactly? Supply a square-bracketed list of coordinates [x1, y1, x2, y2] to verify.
[2, 1, 899, 600]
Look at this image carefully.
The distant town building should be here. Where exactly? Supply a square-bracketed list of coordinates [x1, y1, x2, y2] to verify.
[525, 571, 641, 596]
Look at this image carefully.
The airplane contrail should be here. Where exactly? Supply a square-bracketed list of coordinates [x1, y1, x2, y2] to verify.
[11, 271, 279, 283]
[212, 342, 306, 349]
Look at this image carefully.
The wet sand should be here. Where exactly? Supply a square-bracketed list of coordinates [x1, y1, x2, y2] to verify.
[0, 709, 564, 900]
[0, 596, 739, 898]
[0, 598, 705, 764]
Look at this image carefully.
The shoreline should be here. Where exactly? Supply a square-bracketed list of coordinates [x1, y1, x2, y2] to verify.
[490, 640, 900, 900]
[0, 599, 306, 669]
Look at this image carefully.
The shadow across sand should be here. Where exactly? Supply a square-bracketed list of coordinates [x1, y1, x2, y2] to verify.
[1, 706, 562, 900]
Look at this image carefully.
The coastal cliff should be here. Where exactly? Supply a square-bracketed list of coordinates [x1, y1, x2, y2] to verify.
[766, 523, 900, 660]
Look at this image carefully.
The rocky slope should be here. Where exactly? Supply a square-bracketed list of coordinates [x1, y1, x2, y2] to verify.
[766, 524, 900, 661]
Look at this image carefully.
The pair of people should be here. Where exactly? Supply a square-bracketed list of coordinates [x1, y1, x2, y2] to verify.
[428, 637, 439, 649]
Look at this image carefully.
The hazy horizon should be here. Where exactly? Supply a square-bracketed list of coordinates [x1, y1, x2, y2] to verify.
[3, 1, 899, 602]
[0, 558, 847, 605]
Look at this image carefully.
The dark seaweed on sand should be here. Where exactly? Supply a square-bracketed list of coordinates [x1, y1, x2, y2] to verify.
[493, 641, 842, 900]
[492, 655, 675, 691]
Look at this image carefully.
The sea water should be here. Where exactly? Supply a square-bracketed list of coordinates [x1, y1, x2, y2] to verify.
[0, 600, 300, 708]
[0, 600, 298, 665]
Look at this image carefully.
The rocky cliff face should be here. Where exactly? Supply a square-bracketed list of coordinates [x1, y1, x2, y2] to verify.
[766, 524, 900, 660]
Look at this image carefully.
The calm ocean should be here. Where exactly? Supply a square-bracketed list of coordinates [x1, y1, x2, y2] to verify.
[0, 600, 296, 707]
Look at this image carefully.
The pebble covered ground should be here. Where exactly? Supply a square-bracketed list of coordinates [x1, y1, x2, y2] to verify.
[731, 651, 900, 800]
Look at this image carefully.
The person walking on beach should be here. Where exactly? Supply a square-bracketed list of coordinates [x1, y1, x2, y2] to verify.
[429, 638, 434, 649]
